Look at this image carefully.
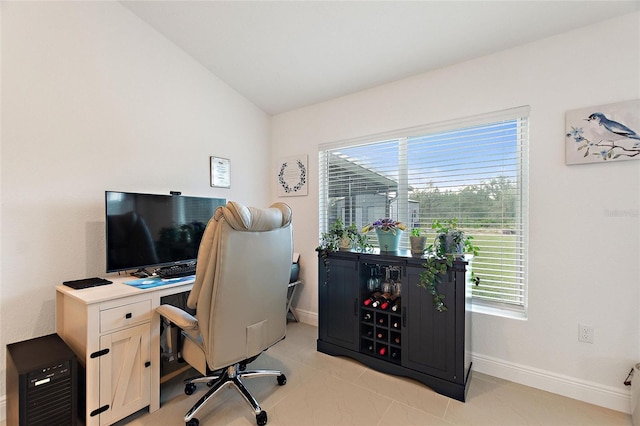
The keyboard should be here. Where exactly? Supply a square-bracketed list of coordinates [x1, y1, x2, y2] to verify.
[155, 263, 196, 279]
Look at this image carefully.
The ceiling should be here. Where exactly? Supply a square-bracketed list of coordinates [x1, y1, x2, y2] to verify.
[120, 1, 640, 115]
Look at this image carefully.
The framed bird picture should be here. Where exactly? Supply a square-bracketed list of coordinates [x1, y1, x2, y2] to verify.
[565, 99, 640, 165]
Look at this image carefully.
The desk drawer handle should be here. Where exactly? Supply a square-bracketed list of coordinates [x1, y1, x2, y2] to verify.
[90, 348, 110, 358]
[90, 405, 109, 417]
[125, 313, 132, 319]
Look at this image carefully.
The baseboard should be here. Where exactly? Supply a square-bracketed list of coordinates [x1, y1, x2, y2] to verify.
[472, 352, 631, 414]
[291, 308, 318, 327]
[0, 394, 6, 423]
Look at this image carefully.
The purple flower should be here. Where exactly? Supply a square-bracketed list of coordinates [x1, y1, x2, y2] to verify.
[362, 218, 406, 235]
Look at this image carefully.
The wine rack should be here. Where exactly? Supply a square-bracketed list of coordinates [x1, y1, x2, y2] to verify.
[360, 305, 402, 364]
[359, 262, 403, 363]
[360, 307, 402, 364]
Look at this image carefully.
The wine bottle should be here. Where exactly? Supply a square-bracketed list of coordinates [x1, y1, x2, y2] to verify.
[363, 292, 381, 306]
[379, 293, 395, 310]
[371, 293, 385, 308]
[363, 312, 372, 321]
[394, 335, 401, 344]
[390, 298, 401, 312]
[390, 349, 400, 359]
[378, 346, 387, 356]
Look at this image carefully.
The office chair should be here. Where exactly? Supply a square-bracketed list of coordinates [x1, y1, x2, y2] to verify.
[156, 201, 293, 426]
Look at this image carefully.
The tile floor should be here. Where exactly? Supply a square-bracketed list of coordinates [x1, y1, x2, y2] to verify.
[110, 322, 631, 426]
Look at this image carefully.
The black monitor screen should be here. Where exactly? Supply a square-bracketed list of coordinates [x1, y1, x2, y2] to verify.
[105, 191, 226, 273]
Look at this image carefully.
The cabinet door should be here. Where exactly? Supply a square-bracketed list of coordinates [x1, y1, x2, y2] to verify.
[403, 266, 457, 382]
[318, 256, 359, 350]
[99, 323, 151, 425]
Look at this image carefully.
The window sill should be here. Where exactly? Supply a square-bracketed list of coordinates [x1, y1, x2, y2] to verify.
[471, 300, 527, 320]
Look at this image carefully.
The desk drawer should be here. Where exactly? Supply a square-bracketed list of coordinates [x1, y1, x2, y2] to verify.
[100, 300, 151, 333]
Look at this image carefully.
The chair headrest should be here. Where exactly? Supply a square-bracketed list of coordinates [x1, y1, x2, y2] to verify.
[216, 201, 292, 231]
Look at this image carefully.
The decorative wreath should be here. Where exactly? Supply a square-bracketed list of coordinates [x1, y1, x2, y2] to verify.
[278, 159, 307, 193]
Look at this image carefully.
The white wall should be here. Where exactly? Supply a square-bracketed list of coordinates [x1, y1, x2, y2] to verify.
[0, 1, 270, 412]
[272, 12, 640, 413]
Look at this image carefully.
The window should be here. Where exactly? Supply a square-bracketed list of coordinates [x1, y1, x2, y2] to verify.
[319, 107, 529, 312]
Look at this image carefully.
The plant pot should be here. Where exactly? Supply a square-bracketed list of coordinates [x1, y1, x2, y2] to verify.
[438, 233, 464, 257]
[376, 229, 402, 252]
[339, 236, 351, 251]
[409, 236, 427, 255]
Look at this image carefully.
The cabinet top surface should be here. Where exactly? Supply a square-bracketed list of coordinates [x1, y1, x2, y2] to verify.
[56, 275, 194, 304]
[321, 249, 470, 265]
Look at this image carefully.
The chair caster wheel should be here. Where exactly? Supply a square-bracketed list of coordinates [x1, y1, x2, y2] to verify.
[277, 374, 287, 386]
[256, 410, 268, 426]
[186, 419, 199, 426]
[184, 383, 197, 395]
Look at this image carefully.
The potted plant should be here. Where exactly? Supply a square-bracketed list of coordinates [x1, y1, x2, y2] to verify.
[362, 218, 406, 251]
[431, 219, 478, 257]
[409, 228, 427, 255]
[316, 218, 367, 251]
[316, 218, 370, 284]
[418, 219, 479, 312]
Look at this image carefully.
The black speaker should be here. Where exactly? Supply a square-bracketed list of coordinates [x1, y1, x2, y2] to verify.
[6, 334, 78, 426]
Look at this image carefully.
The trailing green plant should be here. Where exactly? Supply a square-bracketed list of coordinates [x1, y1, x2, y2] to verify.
[419, 253, 453, 312]
[418, 219, 480, 312]
[316, 219, 371, 285]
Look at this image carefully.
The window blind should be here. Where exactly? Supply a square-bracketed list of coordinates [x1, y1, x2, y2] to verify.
[319, 107, 529, 310]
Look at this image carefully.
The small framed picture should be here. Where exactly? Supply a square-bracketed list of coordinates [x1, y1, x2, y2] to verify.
[277, 155, 308, 197]
[210, 157, 230, 188]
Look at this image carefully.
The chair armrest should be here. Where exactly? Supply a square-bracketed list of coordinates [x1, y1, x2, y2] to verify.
[156, 304, 198, 331]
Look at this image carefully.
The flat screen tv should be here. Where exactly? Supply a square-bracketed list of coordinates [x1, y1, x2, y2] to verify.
[105, 191, 226, 274]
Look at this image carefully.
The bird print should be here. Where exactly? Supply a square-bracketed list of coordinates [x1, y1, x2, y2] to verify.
[585, 112, 640, 140]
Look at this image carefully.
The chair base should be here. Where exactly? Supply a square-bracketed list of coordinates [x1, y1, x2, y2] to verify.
[183, 362, 286, 426]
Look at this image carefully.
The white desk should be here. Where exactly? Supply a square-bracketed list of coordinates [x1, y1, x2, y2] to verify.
[56, 276, 194, 426]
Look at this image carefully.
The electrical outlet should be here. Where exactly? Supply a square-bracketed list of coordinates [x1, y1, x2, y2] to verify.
[578, 324, 594, 343]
